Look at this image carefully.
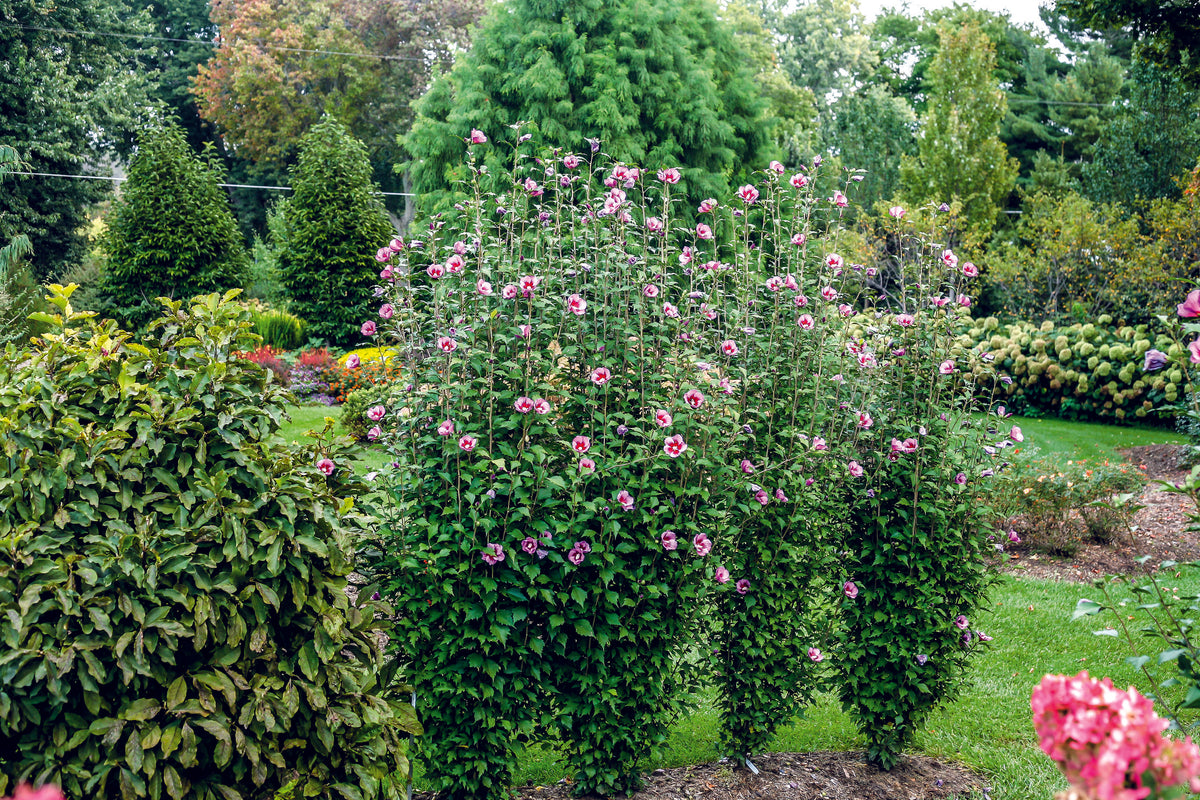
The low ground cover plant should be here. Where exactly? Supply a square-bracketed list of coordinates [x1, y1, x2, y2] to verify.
[0, 287, 418, 800]
[354, 128, 1007, 796]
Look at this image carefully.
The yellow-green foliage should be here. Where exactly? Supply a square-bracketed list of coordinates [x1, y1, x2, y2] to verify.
[960, 315, 1181, 422]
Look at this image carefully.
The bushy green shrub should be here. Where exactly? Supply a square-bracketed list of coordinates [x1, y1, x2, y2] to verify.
[960, 316, 1179, 424]
[251, 306, 308, 350]
[98, 121, 248, 330]
[0, 286, 418, 800]
[276, 118, 394, 347]
[360, 130, 1003, 791]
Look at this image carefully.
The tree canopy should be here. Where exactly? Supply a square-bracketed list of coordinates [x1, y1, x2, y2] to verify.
[403, 0, 773, 210]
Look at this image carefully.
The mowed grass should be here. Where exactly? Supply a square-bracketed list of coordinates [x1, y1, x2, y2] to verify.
[277, 403, 390, 472]
[1012, 415, 1184, 464]
[500, 575, 1179, 799]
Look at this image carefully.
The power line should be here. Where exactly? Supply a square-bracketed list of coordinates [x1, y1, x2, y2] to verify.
[1006, 96, 1114, 108]
[2, 21, 427, 62]
[12, 170, 415, 197]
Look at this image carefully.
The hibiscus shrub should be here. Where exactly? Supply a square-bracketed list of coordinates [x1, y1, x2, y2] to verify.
[358, 130, 1004, 794]
[0, 287, 419, 800]
[833, 215, 1004, 769]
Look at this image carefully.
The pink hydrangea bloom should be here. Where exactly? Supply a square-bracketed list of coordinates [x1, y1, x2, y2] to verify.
[1190, 339, 1200, 364]
[437, 419, 455, 436]
[446, 254, 465, 273]
[896, 313, 915, 327]
[655, 409, 673, 428]
[361, 321, 377, 337]
[367, 405, 386, 422]
[736, 578, 751, 595]
[791, 232, 807, 247]
[843, 581, 858, 599]
[644, 284, 660, 298]
[791, 173, 809, 189]
[1010, 425, 1024, 443]
[502, 284, 519, 299]
[579, 457, 596, 474]
[345, 354, 361, 369]
[768, 160, 785, 175]
[693, 533, 713, 557]
[1032, 671, 1200, 800]
[617, 490, 635, 511]
[591, 366, 612, 385]
[797, 314, 815, 330]
[514, 396, 534, 414]
[477, 279, 493, 296]
[888, 206, 905, 219]
[658, 167, 681, 184]
[661, 530, 678, 550]
[469, 129, 487, 144]
[563, 154, 581, 170]
[316, 458, 335, 476]
[426, 263, 445, 280]
[567, 293, 587, 315]
[939, 359, 956, 375]
[807, 647, 823, 662]
[696, 223, 714, 239]
[721, 340, 739, 357]
[518, 324, 532, 338]
[684, 389, 705, 409]
[458, 435, 478, 452]
[963, 262, 979, 277]
[848, 461, 864, 478]
[568, 547, 586, 565]
[698, 198, 718, 213]
[437, 336, 457, 353]
[572, 435, 591, 453]
[715, 566, 731, 584]
[532, 398, 551, 415]
[367, 426, 382, 441]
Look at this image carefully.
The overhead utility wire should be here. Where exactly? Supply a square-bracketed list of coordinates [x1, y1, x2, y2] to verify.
[2, 22, 426, 62]
[12, 170, 415, 197]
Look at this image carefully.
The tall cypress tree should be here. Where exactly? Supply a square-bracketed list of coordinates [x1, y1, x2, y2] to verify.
[276, 117, 394, 347]
[403, 0, 773, 211]
[100, 121, 248, 329]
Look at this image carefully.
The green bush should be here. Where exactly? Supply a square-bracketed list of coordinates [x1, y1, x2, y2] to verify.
[0, 286, 418, 800]
[251, 306, 309, 350]
[961, 316, 1179, 424]
[98, 120, 248, 330]
[276, 118, 394, 347]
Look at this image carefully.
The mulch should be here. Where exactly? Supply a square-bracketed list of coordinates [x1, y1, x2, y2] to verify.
[1003, 444, 1199, 583]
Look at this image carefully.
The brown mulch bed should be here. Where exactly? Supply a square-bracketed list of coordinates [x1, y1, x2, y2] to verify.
[421, 752, 989, 800]
[1002, 443, 1198, 583]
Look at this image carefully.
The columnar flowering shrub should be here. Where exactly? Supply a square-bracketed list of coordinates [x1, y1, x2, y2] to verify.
[1032, 671, 1200, 800]
[359, 130, 1003, 793]
[832, 208, 1003, 769]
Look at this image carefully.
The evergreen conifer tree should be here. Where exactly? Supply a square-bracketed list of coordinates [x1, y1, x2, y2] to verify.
[100, 121, 248, 329]
[276, 117, 394, 347]
[403, 0, 773, 211]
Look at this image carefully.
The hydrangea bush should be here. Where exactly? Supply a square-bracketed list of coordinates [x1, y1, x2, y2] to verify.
[1032, 671, 1200, 800]
[356, 129, 1004, 793]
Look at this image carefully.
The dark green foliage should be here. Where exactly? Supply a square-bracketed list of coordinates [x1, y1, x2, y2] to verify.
[1083, 58, 1200, 210]
[0, 143, 42, 348]
[0, 287, 419, 800]
[276, 118, 394, 348]
[403, 0, 773, 212]
[0, 0, 156, 280]
[99, 121, 249, 330]
[1055, 0, 1200, 85]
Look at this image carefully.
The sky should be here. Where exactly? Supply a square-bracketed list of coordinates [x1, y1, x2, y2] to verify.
[857, 0, 1053, 31]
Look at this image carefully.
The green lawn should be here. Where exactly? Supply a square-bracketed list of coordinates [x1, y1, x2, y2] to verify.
[277, 403, 390, 472]
[1011, 415, 1184, 463]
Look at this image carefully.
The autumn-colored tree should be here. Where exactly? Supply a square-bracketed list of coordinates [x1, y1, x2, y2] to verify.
[899, 20, 1018, 243]
[193, 0, 484, 172]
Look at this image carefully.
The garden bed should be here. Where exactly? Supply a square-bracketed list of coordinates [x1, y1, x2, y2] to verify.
[1003, 443, 1198, 582]
[417, 751, 987, 800]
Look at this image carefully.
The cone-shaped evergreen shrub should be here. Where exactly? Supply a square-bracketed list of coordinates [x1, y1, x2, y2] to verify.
[276, 117, 395, 347]
[99, 121, 248, 329]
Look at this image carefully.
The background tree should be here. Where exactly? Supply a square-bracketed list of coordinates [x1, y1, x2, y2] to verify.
[0, 144, 41, 349]
[143, 0, 222, 154]
[0, 0, 156, 280]
[275, 117, 394, 347]
[1082, 58, 1200, 211]
[822, 84, 917, 213]
[775, 0, 878, 115]
[1054, 0, 1200, 85]
[899, 20, 1019, 243]
[193, 0, 485, 218]
[99, 121, 249, 329]
[403, 0, 773, 210]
